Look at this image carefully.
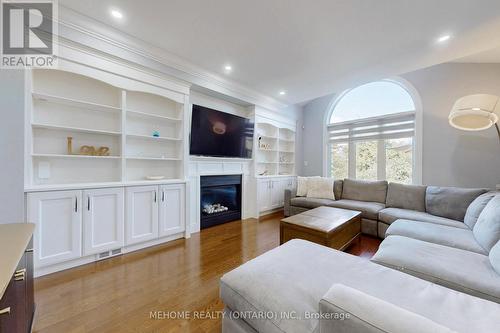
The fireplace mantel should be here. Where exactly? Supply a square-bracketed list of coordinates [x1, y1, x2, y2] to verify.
[188, 157, 256, 233]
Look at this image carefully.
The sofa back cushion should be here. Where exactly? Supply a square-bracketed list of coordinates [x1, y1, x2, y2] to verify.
[473, 194, 500, 252]
[334, 180, 343, 201]
[464, 192, 497, 229]
[341, 179, 388, 203]
[386, 183, 427, 212]
[425, 186, 487, 221]
[490, 240, 500, 275]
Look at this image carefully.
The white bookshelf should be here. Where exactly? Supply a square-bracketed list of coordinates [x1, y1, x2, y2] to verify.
[27, 69, 186, 187]
[255, 122, 296, 176]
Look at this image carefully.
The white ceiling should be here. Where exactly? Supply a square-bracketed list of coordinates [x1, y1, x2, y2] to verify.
[455, 47, 500, 63]
[59, 0, 500, 105]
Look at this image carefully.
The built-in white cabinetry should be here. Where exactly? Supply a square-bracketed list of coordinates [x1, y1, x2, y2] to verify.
[27, 190, 82, 267]
[25, 57, 190, 276]
[83, 188, 124, 255]
[255, 121, 296, 177]
[126, 186, 159, 245]
[257, 179, 273, 212]
[257, 176, 296, 214]
[159, 184, 185, 237]
[27, 183, 186, 276]
[26, 65, 189, 189]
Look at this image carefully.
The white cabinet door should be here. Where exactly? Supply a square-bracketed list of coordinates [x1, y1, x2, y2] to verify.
[126, 186, 159, 245]
[271, 179, 283, 209]
[257, 179, 271, 212]
[28, 190, 82, 268]
[83, 188, 124, 255]
[159, 184, 185, 237]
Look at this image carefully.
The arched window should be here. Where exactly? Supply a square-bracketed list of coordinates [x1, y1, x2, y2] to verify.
[327, 80, 418, 184]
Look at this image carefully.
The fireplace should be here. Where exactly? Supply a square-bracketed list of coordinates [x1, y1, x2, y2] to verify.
[200, 175, 242, 229]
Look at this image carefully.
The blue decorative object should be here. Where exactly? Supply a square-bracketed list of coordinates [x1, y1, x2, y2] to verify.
[152, 131, 160, 138]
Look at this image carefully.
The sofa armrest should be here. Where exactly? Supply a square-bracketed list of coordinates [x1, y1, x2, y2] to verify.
[284, 188, 297, 217]
[319, 284, 456, 333]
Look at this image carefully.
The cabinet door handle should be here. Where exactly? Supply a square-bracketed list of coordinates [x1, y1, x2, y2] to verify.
[0, 307, 10, 316]
[154, 191, 157, 203]
[75, 196, 78, 212]
[15, 268, 26, 275]
[162, 191, 165, 202]
[87, 197, 91, 211]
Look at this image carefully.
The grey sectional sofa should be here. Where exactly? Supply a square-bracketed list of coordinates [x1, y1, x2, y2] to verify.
[284, 179, 488, 238]
[221, 240, 500, 333]
[220, 179, 500, 332]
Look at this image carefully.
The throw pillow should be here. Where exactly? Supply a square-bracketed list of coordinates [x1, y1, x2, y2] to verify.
[296, 176, 319, 197]
[306, 177, 335, 200]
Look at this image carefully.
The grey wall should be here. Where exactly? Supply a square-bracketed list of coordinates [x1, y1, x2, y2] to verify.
[402, 63, 500, 188]
[301, 63, 500, 188]
[0, 70, 25, 223]
[302, 94, 335, 176]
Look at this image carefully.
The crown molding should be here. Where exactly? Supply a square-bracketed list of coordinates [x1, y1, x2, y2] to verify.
[56, 6, 288, 112]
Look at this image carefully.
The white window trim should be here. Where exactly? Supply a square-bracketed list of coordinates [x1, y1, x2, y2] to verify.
[323, 77, 423, 184]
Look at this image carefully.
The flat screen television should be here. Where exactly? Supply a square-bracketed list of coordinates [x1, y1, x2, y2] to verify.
[190, 105, 254, 158]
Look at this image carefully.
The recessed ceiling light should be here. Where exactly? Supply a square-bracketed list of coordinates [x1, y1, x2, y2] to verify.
[472, 107, 481, 111]
[279, 91, 286, 96]
[110, 9, 123, 19]
[224, 65, 232, 72]
[437, 34, 451, 43]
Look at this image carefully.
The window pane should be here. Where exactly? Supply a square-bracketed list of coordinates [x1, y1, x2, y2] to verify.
[356, 141, 377, 180]
[331, 143, 348, 179]
[330, 81, 415, 123]
[386, 138, 413, 184]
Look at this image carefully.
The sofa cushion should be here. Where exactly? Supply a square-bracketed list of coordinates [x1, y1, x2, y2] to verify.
[307, 177, 335, 200]
[341, 179, 388, 203]
[372, 236, 500, 304]
[328, 199, 385, 220]
[290, 197, 334, 209]
[320, 284, 456, 333]
[378, 208, 468, 229]
[386, 219, 486, 254]
[333, 180, 343, 201]
[473, 194, 500, 252]
[386, 183, 427, 212]
[464, 192, 497, 229]
[490, 241, 500, 275]
[425, 186, 487, 221]
[220, 239, 500, 333]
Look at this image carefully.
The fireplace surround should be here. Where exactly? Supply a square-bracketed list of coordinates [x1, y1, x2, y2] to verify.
[200, 175, 242, 229]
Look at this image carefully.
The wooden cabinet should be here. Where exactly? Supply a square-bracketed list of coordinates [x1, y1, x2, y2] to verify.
[0, 236, 35, 333]
[257, 177, 296, 213]
[28, 190, 82, 267]
[159, 184, 185, 237]
[126, 186, 159, 245]
[83, 188, 124, 255]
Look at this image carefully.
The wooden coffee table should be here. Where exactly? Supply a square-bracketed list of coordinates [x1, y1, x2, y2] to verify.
[280, 206, 361, 250]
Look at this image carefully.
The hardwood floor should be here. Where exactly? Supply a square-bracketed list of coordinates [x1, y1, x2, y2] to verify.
[33, 213, 380, 333]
